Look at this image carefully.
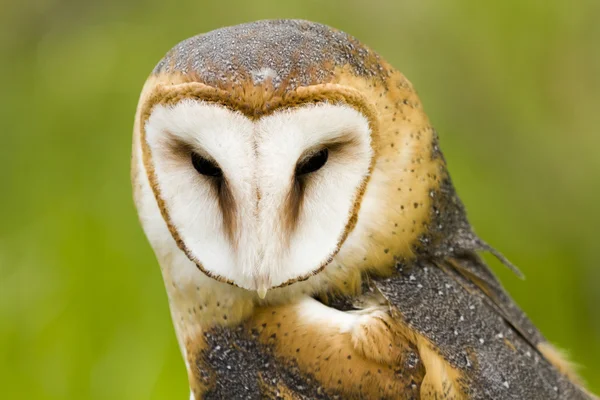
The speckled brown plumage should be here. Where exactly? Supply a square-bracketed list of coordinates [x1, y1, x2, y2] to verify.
[153, 19, 386, 94]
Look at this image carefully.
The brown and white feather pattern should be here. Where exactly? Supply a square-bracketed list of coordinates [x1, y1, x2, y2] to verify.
[131, 19, 595, 399]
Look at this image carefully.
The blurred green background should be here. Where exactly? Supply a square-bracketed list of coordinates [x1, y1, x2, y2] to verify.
[1, 0, 598, 398]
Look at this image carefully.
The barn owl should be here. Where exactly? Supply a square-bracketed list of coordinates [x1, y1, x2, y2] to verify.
[131, 19, 595, 399]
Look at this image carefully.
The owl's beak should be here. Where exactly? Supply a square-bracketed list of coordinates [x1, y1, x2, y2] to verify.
[257, 286, 268, 299]
[254, 275, 271, 299]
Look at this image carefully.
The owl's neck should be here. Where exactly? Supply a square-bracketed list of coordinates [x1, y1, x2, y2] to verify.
[159, 247, 256, 334]
[156, 241, 367, 349]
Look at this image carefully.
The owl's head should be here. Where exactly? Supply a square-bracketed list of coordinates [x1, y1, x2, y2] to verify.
[133, 20, 441, 297]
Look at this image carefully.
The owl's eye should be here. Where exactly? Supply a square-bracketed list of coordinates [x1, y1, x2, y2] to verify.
[191, 152, 223, 177]
[295, 148, 329, 176]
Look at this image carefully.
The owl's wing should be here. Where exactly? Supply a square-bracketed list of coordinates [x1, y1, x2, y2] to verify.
[374, 251, 591, 400]
[440, 251, 543, 348]
[196, 298, 427, 400]
[190, 254, 593, 400]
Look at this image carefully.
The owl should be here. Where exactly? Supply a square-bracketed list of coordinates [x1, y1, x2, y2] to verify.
[132, 20, 595, 399]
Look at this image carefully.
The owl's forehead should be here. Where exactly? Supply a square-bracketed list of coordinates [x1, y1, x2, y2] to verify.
[147, 99, 371, 149]
[153, 19, 385, 92]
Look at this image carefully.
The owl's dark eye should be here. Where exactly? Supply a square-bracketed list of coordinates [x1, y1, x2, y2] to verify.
[191, 152, 222, 177]
[295, 148, 329, 176]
